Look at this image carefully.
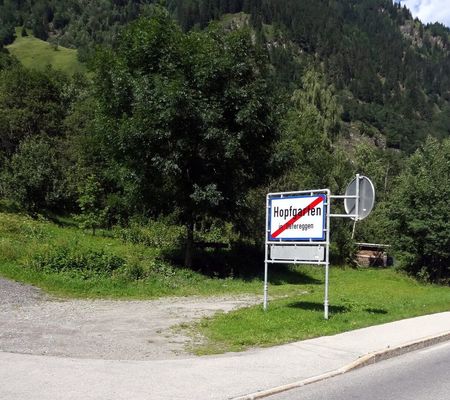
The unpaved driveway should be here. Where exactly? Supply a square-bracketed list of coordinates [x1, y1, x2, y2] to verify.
[0, 277, 259, 360]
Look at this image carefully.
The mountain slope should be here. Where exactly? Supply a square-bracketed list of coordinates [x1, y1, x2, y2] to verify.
[6, 28, 85, 75]
[2, 0, 450, 151]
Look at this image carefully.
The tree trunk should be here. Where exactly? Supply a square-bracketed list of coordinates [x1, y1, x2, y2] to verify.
[184, 220, 194, 268]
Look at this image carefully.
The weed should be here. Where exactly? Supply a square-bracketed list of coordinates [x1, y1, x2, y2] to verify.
[27, 245, 125, 277]
[114, 221, 185, 249]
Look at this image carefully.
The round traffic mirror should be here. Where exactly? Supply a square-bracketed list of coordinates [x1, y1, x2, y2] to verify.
[344, 175, 375, 220]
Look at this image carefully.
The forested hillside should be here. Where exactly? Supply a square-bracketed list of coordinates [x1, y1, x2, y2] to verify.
[0, 1, 449, 283]
[2, 0, 450, 151]
[175, 0, 450, 151]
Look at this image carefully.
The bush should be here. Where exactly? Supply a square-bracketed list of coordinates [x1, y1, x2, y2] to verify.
[330, 219, 357, 266]
[0, 24, 15, 46]
[74, 174, 107, 235]
[121, 261, 146, 281]
[28, 245, 125, 277]
[0, 238, 21, 263]
[387, 137, 450, 283]
[114, 220, 185, 249]
[0, 136, 70, 212]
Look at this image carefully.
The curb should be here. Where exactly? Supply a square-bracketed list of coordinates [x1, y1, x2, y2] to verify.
[230, 331, 450, 400]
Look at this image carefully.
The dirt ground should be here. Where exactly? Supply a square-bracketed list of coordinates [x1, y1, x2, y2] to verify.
[0, 277, 260, 360]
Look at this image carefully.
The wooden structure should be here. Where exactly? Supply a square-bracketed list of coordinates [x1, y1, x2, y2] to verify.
[355, 242, 390, 267]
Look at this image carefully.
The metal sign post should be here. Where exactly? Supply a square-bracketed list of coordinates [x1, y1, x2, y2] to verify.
[264, 189, 330, 318]
[264, 174, 375, 320]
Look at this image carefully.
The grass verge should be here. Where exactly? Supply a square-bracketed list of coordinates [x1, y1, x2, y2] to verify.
[193, 266, 450, 354]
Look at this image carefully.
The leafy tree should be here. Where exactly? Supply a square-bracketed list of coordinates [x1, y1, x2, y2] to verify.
[0, 135, 69, 212]
[0, 48, 18, 71]
[270, 69, 358, 262]
[350, 143, 405, 244]
[0, 65, 70, 159]
[0, 64, 85, 212]
[93, 8, 278, 266]
[75, 174, 107, 235]
[387, 137, 450, 283]
[274, 69, 343, 191]
[0, 23, 15, 46]
[352, 143, 404, 202]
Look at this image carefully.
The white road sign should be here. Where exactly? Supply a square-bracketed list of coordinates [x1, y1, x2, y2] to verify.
[268, 195, 326, 241]
[270, 245, 325, 261]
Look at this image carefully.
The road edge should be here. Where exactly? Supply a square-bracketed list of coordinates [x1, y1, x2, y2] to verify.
[231, 331, 450, 400]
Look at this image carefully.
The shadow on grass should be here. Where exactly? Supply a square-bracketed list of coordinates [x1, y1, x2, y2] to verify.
[364, 308, 388, 315]
[287, 301, 350, 314]
[269, 265, 322, 285]
[42, 212, 79, 228]
[163, 244, 322, 285]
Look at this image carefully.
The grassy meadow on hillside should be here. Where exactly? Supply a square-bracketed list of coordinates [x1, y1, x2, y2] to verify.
[0, 212, 272, 298]
[6, 28, 86, 75]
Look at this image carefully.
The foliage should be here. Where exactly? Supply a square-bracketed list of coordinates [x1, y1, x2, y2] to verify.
[271, 69, 356, 262]
[167, 0, 450, 149]
[114, 220, 186, 250]
[0, 62, 87, 212]
[0, 24, 15, 46]
[274, 69, 345, 191]
[387, 137, 450, 283]
[74, 174, 107, 235]
[29, 245, 125, 278]
[0, 5, 15, 46]
[0, 64, 70, 158]
[350, 143, 405, 244]
[0, 135, 70, 212]
[0, 1, 450, 286]
[93, 8, 279, 265]
[4, 0, 450, 150]
[0, 48, 18, 70]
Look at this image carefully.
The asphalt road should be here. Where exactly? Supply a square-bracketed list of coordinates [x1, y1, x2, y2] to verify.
[269, 341, 450, 400]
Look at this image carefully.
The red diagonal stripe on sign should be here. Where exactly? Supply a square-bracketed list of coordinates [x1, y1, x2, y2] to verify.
[271, 196, 324, 239]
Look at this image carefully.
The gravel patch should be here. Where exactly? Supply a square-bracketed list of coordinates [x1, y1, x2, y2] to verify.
[0, 277, 50, 306]
[0, 277, 260, 360]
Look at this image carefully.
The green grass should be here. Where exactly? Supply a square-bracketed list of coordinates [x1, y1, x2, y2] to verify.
[0, 212, 269, 298]
[0, 211, 448, 354]
[193, 266, 450, 354]
[6, 28, 86, 75]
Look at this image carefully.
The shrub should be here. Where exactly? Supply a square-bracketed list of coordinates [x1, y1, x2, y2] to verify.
[388, 137, 450, 283]
[114, 220, 185, 249]
[74, 174, 107, 235]
[0, 136, 70, 212]
[28, 245, 125, 277]
[121, 261, 146, 281]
